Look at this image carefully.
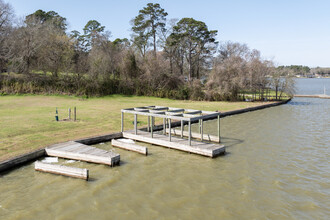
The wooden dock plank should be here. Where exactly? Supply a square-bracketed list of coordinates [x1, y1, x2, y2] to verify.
[123, 130, 225, 157]
[35, 161, 89, 180]
[45, 141, 120, 166]
[47, 141, 76, 150]
[59, 143, 84, 152]
[111, 139, 148, 155]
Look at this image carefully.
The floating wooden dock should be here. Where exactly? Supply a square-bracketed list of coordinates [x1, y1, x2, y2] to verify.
[45, 141, 120, 166]
[35, 161, 89, 180]
[111, 139, 148, 155]
[123, 130, 225, 157]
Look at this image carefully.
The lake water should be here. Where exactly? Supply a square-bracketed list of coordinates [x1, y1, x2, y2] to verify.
[0, 78, 329, 219]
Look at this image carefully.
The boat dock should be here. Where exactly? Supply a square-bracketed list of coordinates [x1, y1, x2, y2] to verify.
[45, 141, 120, 166]
[123, 130, 225, 157]
[121, 106, 225, 157]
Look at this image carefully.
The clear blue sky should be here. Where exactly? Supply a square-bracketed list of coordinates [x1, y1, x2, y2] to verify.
[8, 0, 330, 67]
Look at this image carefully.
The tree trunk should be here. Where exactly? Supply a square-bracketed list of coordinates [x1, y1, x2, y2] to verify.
[275, 86, 278, 100]
[188, 49, 192, 81]
[153, 31, 156, 57]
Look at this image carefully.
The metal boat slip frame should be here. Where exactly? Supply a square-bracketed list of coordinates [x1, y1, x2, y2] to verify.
[121, 106, 221, 146]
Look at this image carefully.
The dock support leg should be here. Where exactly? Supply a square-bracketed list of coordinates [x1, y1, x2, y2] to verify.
[217, 115, 221, 143]
[121, 112, 124, 132]
[169, 119, 171, 141]
[188, 121, 191, 146]
[148, 116, 150, 132]
[163, 118, 166, 135]
[134, 114, 137, 135]
[151, 116, 154, 138]
[181, 120, 183, 138]
[201, 119, 203, 142]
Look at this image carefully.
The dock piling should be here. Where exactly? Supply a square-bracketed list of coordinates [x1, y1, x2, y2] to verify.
[151, 116, 154, 138]
[134, 114, 137, 135]
[121, 112, 124, 132]
[188, 121, 191, 146]
[201, 119, 203, 142]
[181, 120, 183, 138]
[169, 119, 172, 142]
[217, 115, 221, 143]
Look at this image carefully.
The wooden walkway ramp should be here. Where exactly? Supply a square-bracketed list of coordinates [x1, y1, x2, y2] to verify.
[123, 130, 225, 157]
[45, 141, 120, 166]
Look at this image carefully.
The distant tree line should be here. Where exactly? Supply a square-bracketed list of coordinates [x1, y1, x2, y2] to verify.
[277, 65, 330, 77]
[0, 1, 294, 100]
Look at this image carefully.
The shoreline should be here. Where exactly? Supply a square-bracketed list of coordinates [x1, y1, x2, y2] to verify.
[294, 94, 330, 99]
[0, 98, 291, 174]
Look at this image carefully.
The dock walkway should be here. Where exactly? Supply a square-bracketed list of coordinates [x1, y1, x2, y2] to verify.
[123, 130, 225, 157]
[45, 141, 120, 166]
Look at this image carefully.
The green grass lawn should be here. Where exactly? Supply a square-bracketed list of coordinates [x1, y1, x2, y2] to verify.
[0, 94, 277, 161]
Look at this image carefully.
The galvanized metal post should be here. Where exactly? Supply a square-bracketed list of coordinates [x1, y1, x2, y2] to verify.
[188, 120, 191, 146]
[181, 120, 183, 138]
[163, 118, 166, 135]
[169, 118, 171, 141]
[201, 119, 203, 141]
[121, 112, 124, 132]
[134, 114, 137, 135]
[147, 116, 150, 132]
[151, 116, 154, 138]
[217, 114, 221, 143]
[199, 119, 201, 134]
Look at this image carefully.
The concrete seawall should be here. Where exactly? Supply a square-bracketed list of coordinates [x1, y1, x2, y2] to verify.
[0, 99, 291, 173]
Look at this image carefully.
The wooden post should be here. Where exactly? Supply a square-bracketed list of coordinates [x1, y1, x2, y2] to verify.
[199, 119, 201, 134]
[169, 118, 172, 142]
[134, 114, 137, 135]
[163, 118, 166, 135]
[147, 116, 150, 132]
[68, 108, 71, 120]
[121, 112, 124, 132]
[218, 114, 221, 143]
[74, 107, 76, 121]
[188, 120, 191, 146]
[201, 119, 203, 142]
[151, 116, 154, 138]
[181, 120, 183, 138]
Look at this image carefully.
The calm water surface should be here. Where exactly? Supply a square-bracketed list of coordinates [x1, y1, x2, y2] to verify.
[0, 79, 329, 219]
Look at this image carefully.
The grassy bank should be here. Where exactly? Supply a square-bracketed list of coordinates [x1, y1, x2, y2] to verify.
[0, 94, 278, 162]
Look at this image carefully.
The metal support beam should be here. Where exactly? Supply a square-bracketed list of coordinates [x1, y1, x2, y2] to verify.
[217, 115, 221, 143]
[169, 119, 172, 141]
[188, 121, 191, 146]
[163, 118, 166, 135]
[181, 120, 183, 138]
[151, 116, 154, 138]
[201, 119, 203, 142]
[134, 114, 137, 135]
[121, 112, 124, 132]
